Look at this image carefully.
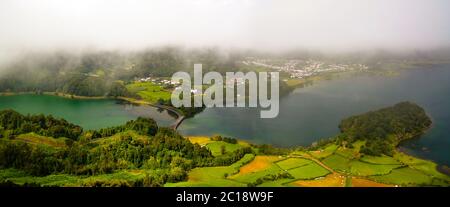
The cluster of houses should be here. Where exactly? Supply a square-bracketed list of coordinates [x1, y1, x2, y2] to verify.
[242, 58, 368, 79]
[172, 77, 246, 95]
[136, 75, 247, 96]
[136, 76, 180, 87]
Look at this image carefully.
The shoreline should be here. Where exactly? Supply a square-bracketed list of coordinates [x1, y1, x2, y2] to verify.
[0, 69, 412, 128]
[0, 68, 447, 169]
[0, 91, 107, 100]
[393, 116, 450, 175]
[1, 92, 448, 183]
[0, 91, 186, 130]
[115, 96, 185, 130]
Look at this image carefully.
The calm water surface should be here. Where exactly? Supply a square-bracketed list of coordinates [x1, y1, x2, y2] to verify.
[179, 65, 450, 166]
[0, 95, 176, 129]
[1, 66, 449, 166]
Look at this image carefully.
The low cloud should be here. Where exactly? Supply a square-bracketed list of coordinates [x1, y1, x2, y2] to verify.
[0, 0, 449, 57]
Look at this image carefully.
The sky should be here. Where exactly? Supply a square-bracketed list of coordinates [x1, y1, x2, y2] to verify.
[0, 0, 450, 57]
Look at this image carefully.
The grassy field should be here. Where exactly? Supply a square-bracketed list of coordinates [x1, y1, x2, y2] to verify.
[287, 162, 330, 180]
[275, 158, 313, 170]
[335, 148, 359, 159]
[165, 154, 255, 187]
[393, 151, 450, 181]
[205, 141, 244, 157]
[231, 164, 284, 184]
[322, 154, 351, 172]
[309, 144, 338, 159]
[126, 82, 171, 103]
[229, 156, 285, 184]
[349, 160, 401, 176]
[231, 156, 283, 177]
[368, 167, 435, 186]
[360, 155, 402, 165]
[290, 173, 345, 187]
[187, 136, 213, 146]
[165, 166, 246, 187]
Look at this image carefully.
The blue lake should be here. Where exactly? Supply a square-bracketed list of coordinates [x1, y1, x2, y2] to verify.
[179, 65, 450, 166]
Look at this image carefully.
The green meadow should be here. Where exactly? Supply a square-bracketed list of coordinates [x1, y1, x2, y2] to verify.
[164, 154, 255, 187]
[322, 154, 351, 173]
[205, 141, 244, 157]
[126, 82, 171, 103]
[275, 158, 313, 170]
[286, 163, 330, 180]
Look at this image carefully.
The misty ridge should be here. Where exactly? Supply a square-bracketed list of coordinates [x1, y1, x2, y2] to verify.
[1, 0, 450, 97]
[0, 46, 449, 97]
[0, 47, 253, 97]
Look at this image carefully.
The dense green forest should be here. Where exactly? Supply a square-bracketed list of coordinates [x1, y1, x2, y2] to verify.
[0, 48, 242, 96]
[0, 109, 257, 186]
[0, 102, 445, 187]
[0, 110, 83, 140]
[338, 102, 432, 156]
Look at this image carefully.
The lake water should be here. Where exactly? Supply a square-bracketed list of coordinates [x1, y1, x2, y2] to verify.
[179, 65, 450, 166]
[1, 66, 449, 166]
[0, 95, 176, 129]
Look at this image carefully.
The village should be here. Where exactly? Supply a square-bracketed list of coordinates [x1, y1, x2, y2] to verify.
[132, 58, 370, 100]
[242, 58, 368, 78]
[135, 73, 248, 95]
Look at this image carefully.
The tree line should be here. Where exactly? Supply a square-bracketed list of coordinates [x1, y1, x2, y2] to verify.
[0, 110, 253, 186]
[338, 102, 432, 156]
[0, 110, 82, 140]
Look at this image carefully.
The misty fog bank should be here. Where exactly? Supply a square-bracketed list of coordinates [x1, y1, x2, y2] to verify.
[1, 0, 450, 59]
[0, 45, 448, 100]
[1, 46, 450, 74]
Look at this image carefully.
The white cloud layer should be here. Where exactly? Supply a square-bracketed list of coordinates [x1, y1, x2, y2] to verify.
[1, 0, 449, 53]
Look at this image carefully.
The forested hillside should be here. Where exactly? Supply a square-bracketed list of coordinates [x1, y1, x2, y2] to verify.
[338, 102, 432, 156]
[0, 48, 241, 96]
[0, 109, 252, 186]
[0, 109, 83, 140]
[0, 103, 448, 187]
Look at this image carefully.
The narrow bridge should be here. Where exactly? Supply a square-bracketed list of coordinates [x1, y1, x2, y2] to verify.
[150, 103, 185, 130]
[171, 115, 185, 130]
[118, 97, 185, 130]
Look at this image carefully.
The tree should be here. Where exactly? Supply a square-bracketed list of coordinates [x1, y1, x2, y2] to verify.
[339, 102, 431, 156]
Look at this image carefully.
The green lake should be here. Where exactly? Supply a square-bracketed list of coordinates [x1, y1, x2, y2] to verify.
[0, 95, 176, 129]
